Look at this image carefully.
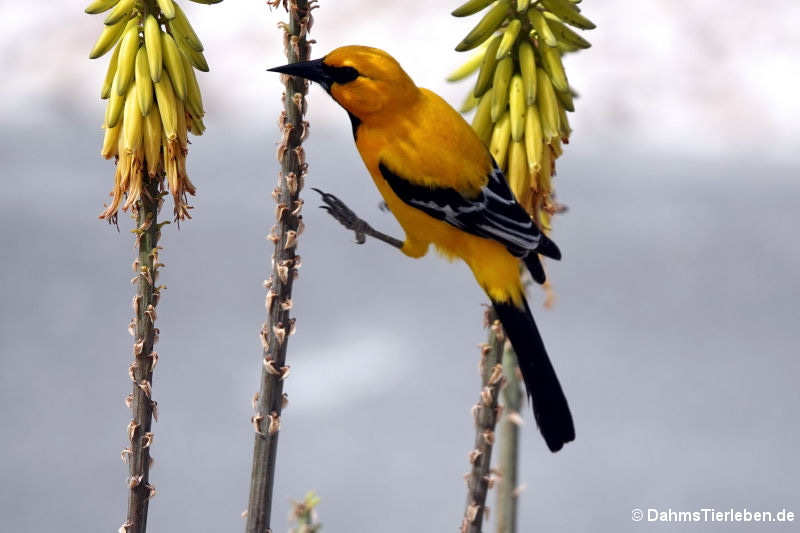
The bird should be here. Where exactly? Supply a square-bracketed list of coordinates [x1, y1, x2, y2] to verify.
[269, 46, 574, 452]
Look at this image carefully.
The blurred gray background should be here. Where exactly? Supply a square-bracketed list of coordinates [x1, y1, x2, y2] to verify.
[1, 1, 798, 532]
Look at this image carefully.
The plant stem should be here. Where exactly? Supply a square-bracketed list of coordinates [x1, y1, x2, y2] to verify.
[462, 309, 506, 533]
[245, 1, 312, 531]
[122, 176, 164, 533]
[495, 345, 522, 533]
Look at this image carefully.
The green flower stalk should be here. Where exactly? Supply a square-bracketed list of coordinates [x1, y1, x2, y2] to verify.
[85, 2, 222, 532]
[449, 0, 594, 230]
[495, 344, 524, 533]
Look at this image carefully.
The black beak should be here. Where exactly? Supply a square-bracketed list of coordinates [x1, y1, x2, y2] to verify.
[268, 58, 332, 91]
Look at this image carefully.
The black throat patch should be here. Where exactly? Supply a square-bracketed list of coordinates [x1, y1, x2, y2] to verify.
[346, 112, 362, 140]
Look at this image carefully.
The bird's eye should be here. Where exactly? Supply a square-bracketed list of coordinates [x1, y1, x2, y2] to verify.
[323, 65, 360, 85]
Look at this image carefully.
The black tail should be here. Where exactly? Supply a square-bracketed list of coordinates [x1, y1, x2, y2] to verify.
[522, 233, 561, 285]
[492, 296, 575, 452]
[524, 254, 547, 284]
[537, 233, 562, 261]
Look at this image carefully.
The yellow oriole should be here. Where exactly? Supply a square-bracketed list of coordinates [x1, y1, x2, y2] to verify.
[270, 46, 574, 452]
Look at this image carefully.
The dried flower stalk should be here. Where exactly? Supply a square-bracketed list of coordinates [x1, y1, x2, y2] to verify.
[245, 1, 314, 531]
[462, 309, 506, 533]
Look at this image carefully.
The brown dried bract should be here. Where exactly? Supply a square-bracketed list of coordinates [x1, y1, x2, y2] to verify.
[267, 411, 281, 435]
[468, 449, 482, 465]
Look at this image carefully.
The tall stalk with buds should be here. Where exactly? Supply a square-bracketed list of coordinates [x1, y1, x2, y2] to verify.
[85, 0, 220, 531]
[245, 1, 315, 531]
[449, 0, 595, 531]
[121, 177, 163, 533]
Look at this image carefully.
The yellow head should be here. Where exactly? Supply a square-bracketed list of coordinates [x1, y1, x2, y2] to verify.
[269, 46, 419, 120]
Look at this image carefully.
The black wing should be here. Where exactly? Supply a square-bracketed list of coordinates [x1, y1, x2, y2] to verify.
[379, 160, 560, 260]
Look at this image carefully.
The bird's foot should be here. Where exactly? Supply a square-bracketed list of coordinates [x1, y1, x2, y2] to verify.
[312, 188, 372, 244]
[312, 188, 404, 250]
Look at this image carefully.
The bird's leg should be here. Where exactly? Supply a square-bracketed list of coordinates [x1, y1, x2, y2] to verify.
[312, 188, 404, 250]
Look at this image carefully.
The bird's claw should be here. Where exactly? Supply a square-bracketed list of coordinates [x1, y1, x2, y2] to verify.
[313, 188, 370, 244]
